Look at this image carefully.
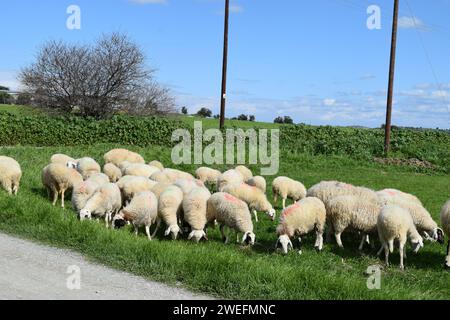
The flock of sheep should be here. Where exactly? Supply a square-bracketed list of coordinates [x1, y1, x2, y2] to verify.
[0, 150, 449, 271]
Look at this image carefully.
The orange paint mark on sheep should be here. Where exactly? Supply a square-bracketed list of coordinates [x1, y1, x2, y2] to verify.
[283, 202, 301, 217]
[224, 193, 240, 203]
[387, 190, 396, 196]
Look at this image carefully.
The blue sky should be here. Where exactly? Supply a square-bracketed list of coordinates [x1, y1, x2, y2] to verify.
[1, 0, 449, 128]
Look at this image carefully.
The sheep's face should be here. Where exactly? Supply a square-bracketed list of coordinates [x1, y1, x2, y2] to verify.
[242, 232, 255, 246]
[445, 254, 450, 269]
[411, 237, 424, 253]
[66, 161, 77, 169]
[165, 225, 181, 240]
[112, 213, 126, 229]
[266, 208, 276, 221]
[79, 209, 92, 221]
[433, 228, 445, 244]
[276, 235, 293, 254]
[188, 230, 208, 243]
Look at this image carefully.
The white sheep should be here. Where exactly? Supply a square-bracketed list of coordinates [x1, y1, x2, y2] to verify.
[76, 157, 101, 180]
[272, 176, 306, 209]
[206, 192, 255, 246]
[103, 148, 145, 167]
[174, 178, 207, 196]
[235, 165, 253, 181]
[79, 183, 122, 228]
[116, 175, 158, 203]
[195, 167, 221, 186]
[86, 173, 110, 186]
[327, 195, 381, 250]
[246, 176, 267, 193]
[118, 161, 133, 173]
[275, 197, 326, 254]
[42, 163, 83, 208]
[377, 188, 422, 206]
[163, 168, 194, 182]
[50, 154, 77, 169]
[148, 160, 164, 171]
[151, 182, 173, 199]
[113, 191, 159, 240]
[123, 163, 161, 178]
[377, 197, 444, 244]
[71, 180, 100, 213]
[377, 205, 424, 270]
[440, 199, 450, 269]
[217, 169, 244, 192]
[158, 185, 184, 240]
[182, 187, 212, 242]
[150, 171, 171, 183]
[103, 163, 122, 183]
[222, 183, 275, 222]
[0, 156, 22, 195]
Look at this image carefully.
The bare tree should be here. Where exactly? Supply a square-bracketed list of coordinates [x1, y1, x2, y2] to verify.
[19, 33, 173, 118]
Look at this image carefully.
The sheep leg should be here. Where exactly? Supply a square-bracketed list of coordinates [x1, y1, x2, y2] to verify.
[61, 189, 65, 208]
[384, 244, 390, 267]
[220, 224, 228, 244]
[335, 233, 344, 248]
[12, 183, 19, 196]
[314, 231, 323, 251]
[399, 241, 405, 270]
[358, 234, 366, 251]
[282, 198, 286, 209]
[133, 224, 139, 236]
[145, 225, 152, 241]
[252, 210, 258, 223]
[52, 189, 58, 206]
[298, 237, 302, 255]
[105, 214, 110, 228]
[151, 219, 161, 238]
[273, 193, 278, 206]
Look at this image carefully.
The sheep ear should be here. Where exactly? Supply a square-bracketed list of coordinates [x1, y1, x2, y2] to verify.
[164, 228, 171, 236]
[188, 232, 194, 240]
[288, 240, 293, 250]
[437, 228, 445, 244]
[275, 238, 280, 249]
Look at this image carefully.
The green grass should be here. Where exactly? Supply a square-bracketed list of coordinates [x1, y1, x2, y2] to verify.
[176, 115, 282, 130]
[0, 104, 42, 116]
[0, 144, 449, 299]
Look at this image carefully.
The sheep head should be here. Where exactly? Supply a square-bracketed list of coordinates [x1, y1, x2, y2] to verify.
[276, 234, 293, 254]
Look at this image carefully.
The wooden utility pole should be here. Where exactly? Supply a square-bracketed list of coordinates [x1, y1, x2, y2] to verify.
[219, 0, 230, 129]
[384, 0, 399, 154]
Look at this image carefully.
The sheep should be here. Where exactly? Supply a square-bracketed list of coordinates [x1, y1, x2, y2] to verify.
[42, 163, 83, 208]
[217, 169, 244, 192]
[76, 157, 101, 180]
[222, 183, 275, 222]
[118, 161, 133, 173]
[71, 180, 100, 213]
[377, 205, 424, 270]
[123, 163, 161, 178]
[174, 178, 207, 196]
[246, 176, 267, 193]
[195, 167, 221, 186]
[327, 195, 381, 250]
[441, 199, 450, 269]
[50, 154, 77, 169]
[113, 191, 159, 240]
[272, 176, 306, 209]
[151, 182, 173, 199]
[377, 196, 444, 244]
[86, 173, 110, 186]
[235, 165, 253, 181]
[150, 171, 172, 183]
[275, 197, 326, 254]
[149, 160, 164, 171]
[103, 163, 122, 183]
[116, 175, 158, 203]
[377, 188, 422, 206]
[182, 187, 212, 242]
[103, 148, 145, 167]
[158, 185, 184, 240]
[206, 192, 255, 246]
[0, 156, 22, 195]
[163, 168, 194, 182]
[79, 183, 122, 228]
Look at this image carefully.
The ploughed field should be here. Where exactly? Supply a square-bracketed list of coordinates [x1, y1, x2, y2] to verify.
[0, 143, 448, 299]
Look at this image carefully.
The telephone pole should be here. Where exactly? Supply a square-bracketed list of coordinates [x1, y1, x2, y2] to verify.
[384, 0, 399, 154]
[219, 0, 230, 129]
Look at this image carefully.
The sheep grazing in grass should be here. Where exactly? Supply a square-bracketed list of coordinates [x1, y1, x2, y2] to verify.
[272, 176, 306, 209]
[158, 185, 184, 240]
[0, 156, 22, 195]
[103, 163, 122, 183]
[440, 199, 450, 269]
[151, 182, 173, 199]
[246, 176, 267, 193]
[217, 169, 244, 192]
[195, 167, 221, 186]
[103, 148, 145, 167]
[79, 183, 122, 228]
[113, 191, 159, 240]
[76, 157, 101, 180]
[327, 195, 381, 250]
[275, 197, 326, 255]
[50, 154, 77, 169]
[116, 175, 158, 204]
[182, 187, 212, 242]
[377, 205, 424, 270]
[235, 165, 253, 181]
[123, 163, 161, 178]
[222, 183, 275, 222]
[174, 178, 207, 196]
[148, 160, 164, 171]
[71, 180, 100, 213]
[206, 192, 255, 246]
[86, 173, 110, 186]
[377, 188, 422, 206]
[42, 163, 83, 208]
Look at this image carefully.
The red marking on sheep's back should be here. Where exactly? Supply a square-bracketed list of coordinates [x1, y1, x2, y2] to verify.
[343, 183, 354, 189]
[387, 190, 397, 196]
[283, 202, 301, 217]
[224, 193, 240, 203]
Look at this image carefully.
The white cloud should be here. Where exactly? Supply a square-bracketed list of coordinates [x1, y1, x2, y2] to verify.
[0, 71, 21, 91]
[229, 4, 244, 13]
[398, 16, 428, 30]
[129, 0, 168, 5]
[323, 99, 336, 106]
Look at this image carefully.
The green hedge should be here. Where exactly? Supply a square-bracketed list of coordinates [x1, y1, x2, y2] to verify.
[0, 112, 186, 147]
